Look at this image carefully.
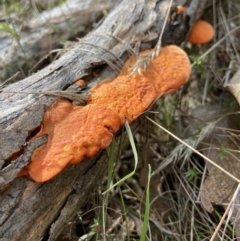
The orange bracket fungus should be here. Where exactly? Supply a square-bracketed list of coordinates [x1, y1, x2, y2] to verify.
[26, 45, 191, 183]
[29, 101, 122, 182]
[187, 20, 214, 44]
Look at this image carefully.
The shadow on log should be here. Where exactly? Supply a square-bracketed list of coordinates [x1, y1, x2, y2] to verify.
[0, 0, 210, 240]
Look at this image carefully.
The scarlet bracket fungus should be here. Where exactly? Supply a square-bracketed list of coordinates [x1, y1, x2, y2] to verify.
[187, 20, 214, 44]
[28, 100, 122, 182]
[26, 45, 191, 182]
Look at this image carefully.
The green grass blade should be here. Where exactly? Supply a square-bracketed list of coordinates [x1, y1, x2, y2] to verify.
[140, 164, 151, 241]
[105, 139, 115, 202]
[102, 120, 138, 195]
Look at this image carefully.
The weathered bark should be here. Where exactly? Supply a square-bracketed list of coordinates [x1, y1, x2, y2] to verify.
[0, 0, 210, 240]
[0, 0, 118, 81]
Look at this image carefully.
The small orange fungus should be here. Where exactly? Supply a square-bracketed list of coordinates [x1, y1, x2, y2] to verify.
[75, 79, 86, 86]
[177, 5, 185, 14]
[187, 20, 214, 44]
[26, 45, 191, 182]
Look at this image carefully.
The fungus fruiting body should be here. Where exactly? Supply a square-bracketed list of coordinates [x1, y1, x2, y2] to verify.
[187, 20, 214, 44]
[29, 101, 122, 182]
[75, 79, 86, 86]
[27, 45, 191, 182]
[177, 5, 185, 14]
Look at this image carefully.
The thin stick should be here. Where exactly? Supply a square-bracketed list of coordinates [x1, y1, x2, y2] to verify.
[1, 90, 89, 104]
[77, 40, 125, 69]
[0, 72, 20, 88]
[209, 185, 240, 241]
[154, 0, 174, 57]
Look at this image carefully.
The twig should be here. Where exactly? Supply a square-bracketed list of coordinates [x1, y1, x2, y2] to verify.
[210, 184, 240, 241]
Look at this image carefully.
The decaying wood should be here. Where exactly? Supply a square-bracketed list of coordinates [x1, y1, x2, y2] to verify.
[0, 0, 118, 81]
[0, 0, 210, 240]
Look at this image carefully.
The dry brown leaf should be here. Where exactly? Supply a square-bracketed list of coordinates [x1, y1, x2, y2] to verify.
[200, 136, 240, 212]
[187, 104, 240, 213]
[186, 104, 240, 239]
[224, 69, 240, 106]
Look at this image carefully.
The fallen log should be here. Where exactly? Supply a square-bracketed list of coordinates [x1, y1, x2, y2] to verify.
[0, 0, 211, 240]
[0, 0, 118, 81]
